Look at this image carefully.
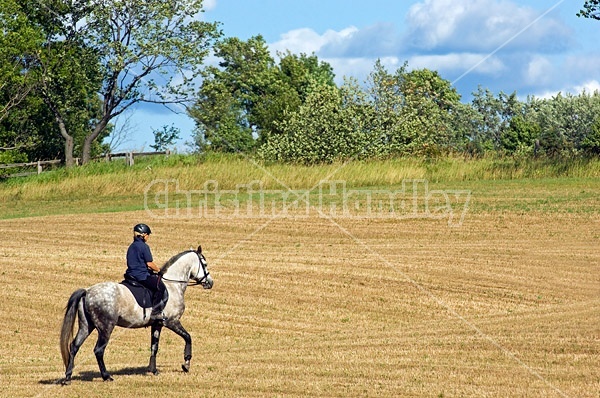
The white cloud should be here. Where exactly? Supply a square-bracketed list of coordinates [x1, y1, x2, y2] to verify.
[530, 80, 600, 100]
[324, 57, 378, 84]
[405, 0, 573, 53]
[323, 56, 407, 84]
[260, 0, 588, 101]
[409, 53, 505, 76]
[203, 0, 217, 11]
[564, 54, 600, 77]
[270, 27, 358, 56]
[573, 80, 600, 94]
[524, 56, 555, 86]
[405, 0, 467, 50]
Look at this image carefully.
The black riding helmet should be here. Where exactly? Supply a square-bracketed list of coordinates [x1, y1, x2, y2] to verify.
[133, 223, 152, 235]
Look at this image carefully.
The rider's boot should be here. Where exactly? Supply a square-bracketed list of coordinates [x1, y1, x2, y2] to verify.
[150, 307, 166, 322]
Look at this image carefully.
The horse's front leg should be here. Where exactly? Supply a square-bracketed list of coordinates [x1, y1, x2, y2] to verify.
[165, 320, 192, 372]
[148, 323, 163, 375]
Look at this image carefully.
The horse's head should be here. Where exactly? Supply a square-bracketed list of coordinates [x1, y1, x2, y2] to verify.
[160, 245, 213, 289]
[192, 245, 213, 289]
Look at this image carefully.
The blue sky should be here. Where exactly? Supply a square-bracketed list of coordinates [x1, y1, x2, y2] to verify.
[113, 0, 600, 151]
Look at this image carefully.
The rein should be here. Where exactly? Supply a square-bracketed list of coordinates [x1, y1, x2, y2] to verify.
[160, 250, 209, 286]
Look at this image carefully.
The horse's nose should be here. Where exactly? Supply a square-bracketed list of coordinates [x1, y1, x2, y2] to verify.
[202, 274, 214, 289]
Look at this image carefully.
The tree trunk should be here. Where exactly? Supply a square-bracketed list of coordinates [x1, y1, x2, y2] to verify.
[58, 119, 75, 167]
[44, 92, 75, 167]
[81, 118, 109, 164]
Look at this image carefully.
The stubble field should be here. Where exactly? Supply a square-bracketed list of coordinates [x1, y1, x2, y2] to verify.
[0, 202, 598, 397]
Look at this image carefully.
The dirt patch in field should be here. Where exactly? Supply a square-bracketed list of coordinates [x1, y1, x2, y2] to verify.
[0, 210, 598, 397]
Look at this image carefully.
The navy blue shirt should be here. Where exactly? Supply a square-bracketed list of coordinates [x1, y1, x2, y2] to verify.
[125, 236, 154, 281]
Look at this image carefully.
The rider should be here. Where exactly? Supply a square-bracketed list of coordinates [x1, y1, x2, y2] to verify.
[125, 223, 167, 321]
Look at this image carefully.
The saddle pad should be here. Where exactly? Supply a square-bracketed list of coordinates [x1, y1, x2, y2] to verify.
[120, 280, 153, 308]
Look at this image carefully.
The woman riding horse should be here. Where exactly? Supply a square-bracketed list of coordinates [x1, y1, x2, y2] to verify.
[125, 223, 167, 321]
[60, 244, 213, 384]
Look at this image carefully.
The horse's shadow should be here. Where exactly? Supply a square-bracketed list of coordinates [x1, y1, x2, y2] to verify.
[39, 366, 149, 385]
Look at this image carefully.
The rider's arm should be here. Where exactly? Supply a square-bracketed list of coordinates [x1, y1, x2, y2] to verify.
[146, 261, 161, 273]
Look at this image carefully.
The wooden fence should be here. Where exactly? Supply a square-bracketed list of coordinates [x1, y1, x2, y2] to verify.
[0, 150, 170, 178]
[101, 150, 170, 166]
[0, 159, 62, 178]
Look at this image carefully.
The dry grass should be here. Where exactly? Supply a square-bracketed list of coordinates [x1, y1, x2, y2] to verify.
[0, 207, 598, 397]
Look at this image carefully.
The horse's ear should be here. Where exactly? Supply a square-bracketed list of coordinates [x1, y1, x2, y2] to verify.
[197, 245, 202, 254]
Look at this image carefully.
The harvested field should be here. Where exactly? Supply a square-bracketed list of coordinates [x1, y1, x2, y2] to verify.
[0, 209, 598, 397]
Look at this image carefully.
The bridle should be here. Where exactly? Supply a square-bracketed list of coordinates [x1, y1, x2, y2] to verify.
[191, 251, 211, 286]
[161, 250, 210, 286]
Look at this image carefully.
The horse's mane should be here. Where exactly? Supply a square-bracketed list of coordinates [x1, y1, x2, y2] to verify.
[160, 250, 194, 273]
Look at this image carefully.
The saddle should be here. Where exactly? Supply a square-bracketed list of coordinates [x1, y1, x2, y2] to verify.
[120, 276, 169, 319]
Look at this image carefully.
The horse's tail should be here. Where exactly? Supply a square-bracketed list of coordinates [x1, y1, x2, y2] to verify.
[60, 289, 86, 368]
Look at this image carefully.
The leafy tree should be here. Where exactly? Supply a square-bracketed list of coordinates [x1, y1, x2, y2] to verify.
[400, 68, 461, 155]
[261, 81, 364, 164]
[500, 115, 541, 155]
[469, 88, 525, 154]
[277, 51, 336, 102]
[190, 35, 270, 152]
[1, 1, 111, 164]
[534, 91, 600, 156]
[190, 36, 337, 152]
[0, 0, 41, 123]
[360, 61, 462, 156]
[0, 0, 43, 161]
[538, 125, 568, 158]
[578, 1, 600, 19]
[19, 0, 220, 165]
[254, 51, 336, 142]
[38, 41, 104, 165]
[150, 125, 181, 152]
[580, 117, 600, 155]
[363, 60, 408, 156]
[446, 102, 480, 155]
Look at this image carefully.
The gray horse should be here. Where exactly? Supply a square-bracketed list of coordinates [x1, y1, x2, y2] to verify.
[59, 246, 213, 385]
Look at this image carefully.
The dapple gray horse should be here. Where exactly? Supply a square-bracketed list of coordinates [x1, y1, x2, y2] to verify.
[59, 246, 213, 384]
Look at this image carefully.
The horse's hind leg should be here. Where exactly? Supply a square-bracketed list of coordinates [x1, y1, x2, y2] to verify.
[93, 323, 116, 381]
[64, 309, 94, 384]
[148, 323, 163, 375]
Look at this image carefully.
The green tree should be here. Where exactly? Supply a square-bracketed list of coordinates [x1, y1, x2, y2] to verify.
[534, 91, 600, 157]
[190, 36, 337, 152]
[361, 61, 462, 156]
[254, 51, 336, 142]
[400, 68, 461, 155]
[261, 81, 364, 164]
[580, 117, 600, 155]
[578, 1, 600, 19]
[38, 41, 104, 166]
[151, 125, 181, 151]
[190, 35, 270, 152]
[364, 60, 408, 156]
[0, 0, 40, 122]
[20, 0, 220, 165]
[469, 88, 525, 154]
[0, 0, 43, 161]
[500, 115, 541, 155]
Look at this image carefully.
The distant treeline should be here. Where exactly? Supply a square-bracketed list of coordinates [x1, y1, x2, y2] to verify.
[191, 37, 600, 164]
[2, 2, 599, 166]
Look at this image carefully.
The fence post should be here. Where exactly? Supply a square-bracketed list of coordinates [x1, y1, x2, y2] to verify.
[37, 160, 42, 174]
[126, 152, 134, 166]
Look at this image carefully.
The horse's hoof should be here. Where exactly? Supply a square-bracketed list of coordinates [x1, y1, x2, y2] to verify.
[182, 363, 190, 373]
[147, 368, 159, 376]
[60, 379, 71, 386]
[103, 375, 114, 382]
